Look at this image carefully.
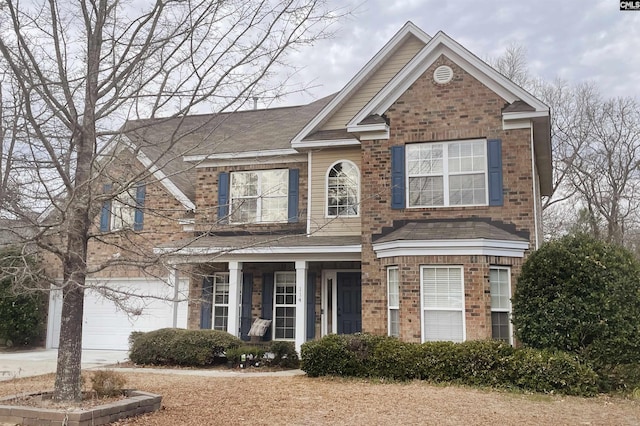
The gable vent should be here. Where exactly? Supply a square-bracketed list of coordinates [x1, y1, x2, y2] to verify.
[433, 65, 453, 84]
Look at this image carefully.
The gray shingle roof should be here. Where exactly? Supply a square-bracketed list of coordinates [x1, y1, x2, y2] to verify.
[123, 94, 336, 202]
[502, 100, 535, 113]
[373, 220, 528, 244]
[158, 233, 361, 250]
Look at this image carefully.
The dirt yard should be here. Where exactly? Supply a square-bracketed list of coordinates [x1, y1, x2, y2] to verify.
[1, 372, 638, 425]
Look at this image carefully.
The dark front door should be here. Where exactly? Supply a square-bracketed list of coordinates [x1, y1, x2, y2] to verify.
[337, 272, 362, 334]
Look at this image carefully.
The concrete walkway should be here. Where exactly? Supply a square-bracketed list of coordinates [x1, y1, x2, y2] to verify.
[0, 349, 304, 381]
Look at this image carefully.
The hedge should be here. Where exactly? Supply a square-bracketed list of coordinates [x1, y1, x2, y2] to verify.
[301, 334, 598, 396]
[129, 328, 241, 366]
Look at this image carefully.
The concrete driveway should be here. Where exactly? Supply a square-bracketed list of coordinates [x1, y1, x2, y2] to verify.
[0, 349, 128, 381]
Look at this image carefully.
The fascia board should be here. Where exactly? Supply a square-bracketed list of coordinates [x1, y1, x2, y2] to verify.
[184, 148, 300, 163]
[372, 238, 529, 259]
[290, 22, 431, 146]
[155, 244, 362, 256]
[291, 138, 361, 150]
[349, 32, 549, 127]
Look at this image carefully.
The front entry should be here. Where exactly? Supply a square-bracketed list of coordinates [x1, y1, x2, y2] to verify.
[337, 272, 362, 334]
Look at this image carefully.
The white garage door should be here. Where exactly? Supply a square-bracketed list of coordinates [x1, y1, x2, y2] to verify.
[47, 278, 189, 350]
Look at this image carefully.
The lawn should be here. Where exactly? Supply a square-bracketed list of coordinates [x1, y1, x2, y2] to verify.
[1, 371, 638, 425]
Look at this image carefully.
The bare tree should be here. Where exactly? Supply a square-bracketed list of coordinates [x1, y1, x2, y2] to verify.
[0, 0, 339, 402]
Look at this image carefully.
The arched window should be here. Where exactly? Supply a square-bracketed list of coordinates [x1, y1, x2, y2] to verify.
[327, 161, 359, 217]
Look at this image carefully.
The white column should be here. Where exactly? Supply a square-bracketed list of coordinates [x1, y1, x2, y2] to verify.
[227, 261, 243, 337]
[168, 267, 180, 328]
[295, 260, 308, 353]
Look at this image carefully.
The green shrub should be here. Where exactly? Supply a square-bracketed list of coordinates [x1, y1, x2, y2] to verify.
[129, 328, 241, 366]
[0, 249, 46, 346]
[301, 334, 598, 396]
[268, 341, 299, 368]
[512, 234, 640, 371]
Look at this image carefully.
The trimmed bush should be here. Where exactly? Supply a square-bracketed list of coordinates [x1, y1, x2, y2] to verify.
[512, 234, 640, 370]
[129, 328, 241, 366]
[301, 334, 598, 396]
[268, 340, 300, 368]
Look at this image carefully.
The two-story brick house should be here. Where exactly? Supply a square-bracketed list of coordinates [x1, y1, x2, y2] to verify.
[46, 22, 551, 352]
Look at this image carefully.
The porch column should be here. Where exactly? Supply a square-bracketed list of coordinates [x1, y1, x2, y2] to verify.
[227, 261, 243, 337]
[168, 267, 180, 328]
[295, 260, 308, 353]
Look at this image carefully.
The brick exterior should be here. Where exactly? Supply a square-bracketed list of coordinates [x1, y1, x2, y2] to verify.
[359, 55, 538, 341]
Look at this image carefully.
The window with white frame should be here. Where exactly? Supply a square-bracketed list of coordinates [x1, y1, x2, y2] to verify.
[212, 273, 230, 331]
[274, 272, 296, 340]
[327, 161, 359, 217]
[490, 267, 511, 343]
[111, 189, 137, 231]
[407, 139, 486, 207]
[387, 266, 400, 337]
[421, 266, 464, 342]
[230, 169, 288, 223]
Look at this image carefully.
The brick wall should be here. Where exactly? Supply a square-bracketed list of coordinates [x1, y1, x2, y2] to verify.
[194, 161, 307, 235]
[360, 54, 539, 340]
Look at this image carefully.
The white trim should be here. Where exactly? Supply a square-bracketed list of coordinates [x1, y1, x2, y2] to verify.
[227, 262, 242, 337]
[502, 110, 549, 121]
[373, 239, 529, 259]
[292, 138, 361, 149]
[353, 129, 390, 141]
[184, 148, 300, 163]
[420, 265, 466, 343]
[321, 269, 360, 335]
[294, 261, 308, 352]
[325, 159, 361, 219]
[291, 22, 431, 145]
[195, 155, 307, 168]
[387, 266, 400, 337]
[502, 119, 532, 130]
[211, 272, 231, 331]
[489, 266, 513, 345]
[157, 244, 361, 256]
[348, 31, 548, 129]
[346, 123, 388, 133]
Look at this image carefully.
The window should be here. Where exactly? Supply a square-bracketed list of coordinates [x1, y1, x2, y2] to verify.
[387, 267, 400, 337]
[100, 184, 145, 232]
[230, 169, 288, 223]
[327, 161, 359, 217]
[407, 139, 486, 207]
[274, 272, 296, 340]
[421, 266, 464, 342]
[490, 267, 511, 343]
[212, 273, 230, 331]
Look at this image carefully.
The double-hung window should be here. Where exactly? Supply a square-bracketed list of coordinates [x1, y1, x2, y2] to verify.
[490, 267, 512, 343]
[274, 272, 296, 340]
[100, 184, 145, 232]
[421, 266, 465, 342]
[212, 273, 230, 331]
[387, 267, 400, 337]
[230, 169, 288, 223]
[407, 139, 487, 207]
[111, 189, 137, 231]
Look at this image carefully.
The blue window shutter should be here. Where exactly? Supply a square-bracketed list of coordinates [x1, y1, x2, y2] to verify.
[133, 184, 146, 231]
[200, 277, 213, 329]
[240, 273, 253, 341]
[261, 273, 274, 341]
[487, 139, 504, 206]
[100, 184, 112, 232]
[288, 169, 299, 223]
[390, 146, 405, 209]
[218, 172, 230, 221]
[306, 272, 316, 340]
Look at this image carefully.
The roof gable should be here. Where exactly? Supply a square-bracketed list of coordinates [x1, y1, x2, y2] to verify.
[291, 21, 431, 147]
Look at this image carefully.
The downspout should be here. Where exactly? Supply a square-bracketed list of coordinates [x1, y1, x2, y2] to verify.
[306, 151, 312, 236]
[530, 122, 540, 250]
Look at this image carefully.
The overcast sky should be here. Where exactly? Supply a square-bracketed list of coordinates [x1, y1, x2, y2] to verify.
[277, 0, 640, 106]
